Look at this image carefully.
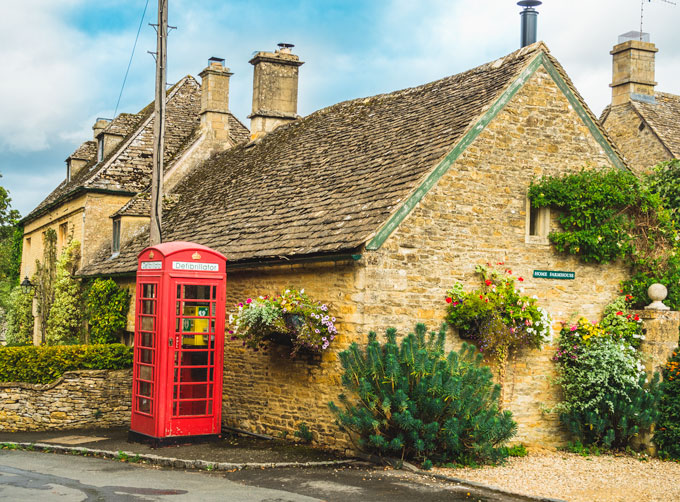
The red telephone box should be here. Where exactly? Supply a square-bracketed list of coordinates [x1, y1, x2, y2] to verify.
[129, 242, 227, 446]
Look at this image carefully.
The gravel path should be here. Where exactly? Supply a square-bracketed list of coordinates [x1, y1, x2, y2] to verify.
[435, 450, 680, 502]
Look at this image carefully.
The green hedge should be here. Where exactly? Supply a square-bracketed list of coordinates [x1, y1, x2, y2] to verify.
[0, 344, 133, 384]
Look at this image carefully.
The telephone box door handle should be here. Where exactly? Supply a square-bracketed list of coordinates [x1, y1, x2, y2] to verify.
[169, 337, 173, 347]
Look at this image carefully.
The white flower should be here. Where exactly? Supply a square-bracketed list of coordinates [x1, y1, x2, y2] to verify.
[228, 314, 234, 324]
[300, 289, 305, 294]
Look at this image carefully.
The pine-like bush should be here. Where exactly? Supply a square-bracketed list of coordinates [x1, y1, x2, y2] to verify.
[329, 324, 517, 465]
[654, 345, 680, 459]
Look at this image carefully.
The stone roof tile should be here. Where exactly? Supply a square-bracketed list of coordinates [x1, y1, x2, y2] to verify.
[633, 92, 680, 157]
[82, 42, 620, 276]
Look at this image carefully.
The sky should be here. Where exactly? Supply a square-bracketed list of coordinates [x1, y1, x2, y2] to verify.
[0, 0, 679, 218]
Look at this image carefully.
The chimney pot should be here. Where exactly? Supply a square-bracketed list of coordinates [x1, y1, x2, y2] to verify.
[518, 0, 541, 48]
[277, 43, 294, 54]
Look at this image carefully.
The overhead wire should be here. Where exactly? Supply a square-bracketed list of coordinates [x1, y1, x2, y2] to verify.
[113, 0, 151, 118]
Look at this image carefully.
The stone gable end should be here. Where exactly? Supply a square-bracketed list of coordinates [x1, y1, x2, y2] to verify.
[603, 104, 673, 174]
[362, 65, 629, 445]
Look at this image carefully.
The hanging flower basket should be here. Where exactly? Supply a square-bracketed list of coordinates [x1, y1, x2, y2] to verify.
[230, 289, 338, 358]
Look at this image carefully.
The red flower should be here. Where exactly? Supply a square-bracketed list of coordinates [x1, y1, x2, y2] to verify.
[485, 279, 492, 286]
[634, 315, 640, 321]
[518, 277, 524, 282]
[479, 295, 484, 300]
[616, 311, 623, 316]
[446, 297, 453, 303]
[506, 269, 512, 274]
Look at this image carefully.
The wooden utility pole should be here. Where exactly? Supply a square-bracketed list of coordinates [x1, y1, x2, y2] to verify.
[150, 0, 168, 245]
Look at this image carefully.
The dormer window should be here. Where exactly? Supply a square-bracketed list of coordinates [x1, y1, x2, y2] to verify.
[97, 136, 104, 162]
[112, 217, 121, 255]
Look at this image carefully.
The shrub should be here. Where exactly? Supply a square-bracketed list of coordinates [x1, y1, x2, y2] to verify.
[0, 344, 133, 384]
[553, 320, 660, 449]
[445, 264, 551, 361]
[654, 345, 680, 459]
[329, 324, 517, 465]
[46, 240, 83, 345]
[4, 286, 33, 346]
[231, 289, 338, 357]
[86, 279, 130, 344]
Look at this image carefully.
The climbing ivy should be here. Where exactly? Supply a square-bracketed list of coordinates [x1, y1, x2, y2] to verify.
[529, 165, 680, 309]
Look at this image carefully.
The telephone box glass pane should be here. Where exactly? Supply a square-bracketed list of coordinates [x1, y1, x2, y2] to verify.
[142, 300, 155, 314]
[140, 332, 153, 347]
[143, 284, 157, 299]
[139, 365, 153, 381]
[141, 316, 154, 331]
[137, 397, 151, 414]
[139, 381, 152, 397]
[140, 349, 153, 364]
[183, 285, 212, 300]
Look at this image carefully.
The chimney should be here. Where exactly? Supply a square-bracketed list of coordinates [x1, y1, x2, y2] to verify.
[610, 31, 658, 106]
[249, 43, 304, 139]
[199, 57, 234, 142]
[92, 118, 110, 140]
[518, 1, 541, 48]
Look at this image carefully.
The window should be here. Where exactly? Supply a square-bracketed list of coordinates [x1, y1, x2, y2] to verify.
[526, 197, 550, 244]
[112, 218, 121, 255]
[59, 222, 68, 246]
[97, 136, 104, 162]
[66, 160, 71, 182]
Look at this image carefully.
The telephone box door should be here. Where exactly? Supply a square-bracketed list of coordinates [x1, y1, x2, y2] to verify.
[166, 279, 224, 436]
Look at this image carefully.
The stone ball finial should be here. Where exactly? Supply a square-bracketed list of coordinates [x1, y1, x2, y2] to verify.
[645, 283, 670, 311]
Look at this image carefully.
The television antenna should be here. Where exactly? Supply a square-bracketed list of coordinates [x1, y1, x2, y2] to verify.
[640, 0, 676, 39]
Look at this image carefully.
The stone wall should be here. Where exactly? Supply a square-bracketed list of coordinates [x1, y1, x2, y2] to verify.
[362, 66, 629, 447]
[0, 369, 131, 432]
[602, 103, 672, 174]
[222, 260, 362, 450]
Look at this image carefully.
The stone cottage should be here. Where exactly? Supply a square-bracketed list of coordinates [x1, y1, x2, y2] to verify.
[79, 41, 637, 448]
[19, 58, 249, 283]
[601, 32, 680, 173]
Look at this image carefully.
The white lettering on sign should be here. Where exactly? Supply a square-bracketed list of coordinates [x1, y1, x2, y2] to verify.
[172, 261, 219, 272]
[141, 261, 162, 270]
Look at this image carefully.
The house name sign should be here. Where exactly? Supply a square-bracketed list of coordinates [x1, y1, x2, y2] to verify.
[533, 270, 575, 280]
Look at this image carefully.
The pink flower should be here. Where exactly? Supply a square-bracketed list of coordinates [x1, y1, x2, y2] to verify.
[453, 301, 459, 306]
[570, 325, 577, 332]
[246, 298, 252, 304]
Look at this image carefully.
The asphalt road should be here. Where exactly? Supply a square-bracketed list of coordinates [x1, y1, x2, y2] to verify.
[0, 449, 528, 502]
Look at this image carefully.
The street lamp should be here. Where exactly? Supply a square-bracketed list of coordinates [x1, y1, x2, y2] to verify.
[20, 276, 33, 295]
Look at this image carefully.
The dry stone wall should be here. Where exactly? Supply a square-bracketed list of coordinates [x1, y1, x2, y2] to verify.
[0, 369, 131, 432]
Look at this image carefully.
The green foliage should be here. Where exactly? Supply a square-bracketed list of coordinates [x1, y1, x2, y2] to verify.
[529, 167, 674, 264]
[654, 345, 680, 459]
[4, 286, 34, 346]
[329, 324, 517, 465]
[644, 159, 680, 218]
[445, 265, 551, 361]
[231, 289, 338, 357]
[560, 440, 601, 457]
[86, 279, 131, 344]
[34, 228, 57, 342]
[505, 443, 528, 457]
[0, 344, 133, 384]
[553, 315, 660, 449]
[294, 422, 313, 443]
[529, 164, 680, 309]
[46, 240, 83, 345]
